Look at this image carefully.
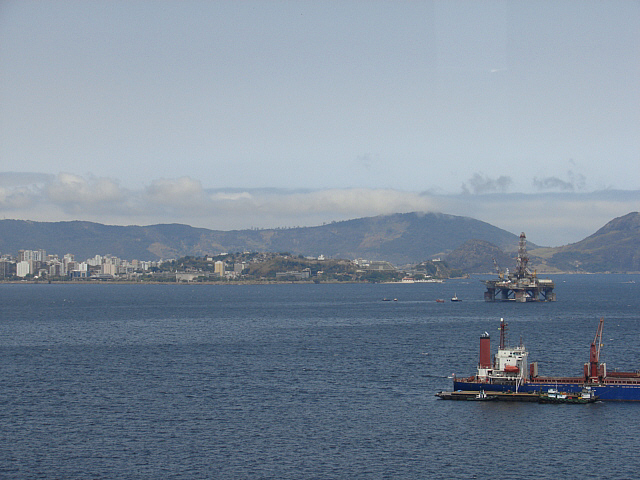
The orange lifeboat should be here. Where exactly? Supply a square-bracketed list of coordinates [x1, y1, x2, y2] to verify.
[504, 365, 520, 373]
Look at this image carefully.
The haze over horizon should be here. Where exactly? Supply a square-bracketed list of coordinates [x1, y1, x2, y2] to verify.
[1, 1, 638, 247]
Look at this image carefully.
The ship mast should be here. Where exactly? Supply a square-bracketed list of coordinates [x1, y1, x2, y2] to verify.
[499, 317, 508, 349]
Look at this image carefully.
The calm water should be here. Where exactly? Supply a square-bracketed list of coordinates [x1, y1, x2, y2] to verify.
[1, 275, 639, 479]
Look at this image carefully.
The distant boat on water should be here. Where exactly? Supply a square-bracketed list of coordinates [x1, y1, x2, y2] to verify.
[451, 293, 461, 302]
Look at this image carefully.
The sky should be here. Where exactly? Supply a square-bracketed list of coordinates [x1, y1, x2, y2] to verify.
[1, 1, 639, 248]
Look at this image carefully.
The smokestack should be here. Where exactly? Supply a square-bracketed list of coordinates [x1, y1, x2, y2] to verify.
[479, 332, 491, 368]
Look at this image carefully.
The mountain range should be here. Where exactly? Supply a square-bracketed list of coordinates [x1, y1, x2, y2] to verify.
[528, 212, 640, 273]
[1, 211, 639, 273]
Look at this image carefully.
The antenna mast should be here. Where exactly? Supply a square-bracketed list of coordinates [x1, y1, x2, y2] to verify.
[499, 318, 508, 349]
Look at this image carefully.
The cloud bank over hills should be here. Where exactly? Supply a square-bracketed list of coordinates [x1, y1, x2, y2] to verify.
[1, 172, 639, 248]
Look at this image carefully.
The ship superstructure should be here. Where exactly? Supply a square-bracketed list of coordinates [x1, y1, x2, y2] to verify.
[483, 232, 555, 302]
[476, 319, 528, 390]
[452, 318, 640, 401]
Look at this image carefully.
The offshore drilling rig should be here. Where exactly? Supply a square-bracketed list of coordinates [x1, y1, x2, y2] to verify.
[483, 233, 555, 302]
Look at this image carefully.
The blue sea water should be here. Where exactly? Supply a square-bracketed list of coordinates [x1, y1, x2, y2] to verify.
[1, 275, 639, 479]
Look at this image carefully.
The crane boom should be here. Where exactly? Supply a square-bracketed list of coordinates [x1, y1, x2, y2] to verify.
[589, 317, 604, 379]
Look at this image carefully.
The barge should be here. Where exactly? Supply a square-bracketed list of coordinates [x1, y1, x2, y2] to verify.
[436, 387, 597, 403]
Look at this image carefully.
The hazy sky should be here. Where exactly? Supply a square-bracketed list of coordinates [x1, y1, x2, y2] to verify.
[1, 1, 639, 247]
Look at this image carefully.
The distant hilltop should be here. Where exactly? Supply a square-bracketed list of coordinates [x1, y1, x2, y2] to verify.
[1, 211, 639, 273]
[0, 213, 521, 265]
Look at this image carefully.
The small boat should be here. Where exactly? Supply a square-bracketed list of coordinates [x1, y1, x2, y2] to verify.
[472, 390, 496, 401]
[538, 387, 598, 404]
[451, 293, 461, 302]
[436, 299, 445, 303]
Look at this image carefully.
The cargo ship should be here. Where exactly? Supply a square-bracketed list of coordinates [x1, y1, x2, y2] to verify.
[451, 318, 640, 401]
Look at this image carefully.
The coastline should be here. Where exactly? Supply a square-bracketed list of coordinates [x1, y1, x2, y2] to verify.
[1, 272, 638, 286]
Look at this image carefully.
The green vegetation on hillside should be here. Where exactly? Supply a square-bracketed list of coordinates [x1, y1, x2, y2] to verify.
[2, 212, 639, 274]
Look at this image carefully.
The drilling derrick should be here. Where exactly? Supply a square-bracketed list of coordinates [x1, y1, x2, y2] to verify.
[483, 232, 556, 302]
[515, 232, 529, 279]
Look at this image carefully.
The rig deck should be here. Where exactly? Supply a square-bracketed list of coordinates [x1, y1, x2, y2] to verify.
[484, 232, 555, 302]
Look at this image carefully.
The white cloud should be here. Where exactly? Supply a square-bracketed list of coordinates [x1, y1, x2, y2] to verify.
[442, 191, 640, 247]
[252, 189, 437, 216]
[209, 191, 254, 202]
[45, 173, 125, 208]
[146, 177, 205, 204]
[1, 172, 639, 246]
[0, 186, 39, 209]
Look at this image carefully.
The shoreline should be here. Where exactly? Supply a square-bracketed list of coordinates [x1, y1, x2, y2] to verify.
[1, 272, 638, 286]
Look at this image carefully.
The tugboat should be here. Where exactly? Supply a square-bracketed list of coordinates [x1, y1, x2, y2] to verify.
[538, 387, 597, 404]
[450, 293, 461, 302]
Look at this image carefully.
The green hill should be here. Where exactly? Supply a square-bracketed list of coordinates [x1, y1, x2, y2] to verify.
[445, 212, 640, 274]
[541, 212, 640, 272]
[5, 212, 638, 272]
[0, 212, 522, 265]
[445, 239, 515, 273]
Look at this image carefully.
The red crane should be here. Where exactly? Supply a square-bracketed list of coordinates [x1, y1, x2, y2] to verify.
[589, 317, 605, 380]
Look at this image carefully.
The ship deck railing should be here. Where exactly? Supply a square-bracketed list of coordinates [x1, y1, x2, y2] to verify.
[529, 376, 584, 384]
[530, 376, 640, 385]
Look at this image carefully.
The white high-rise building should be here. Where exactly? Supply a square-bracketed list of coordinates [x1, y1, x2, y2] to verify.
[16, 261, 30, 278]
[19, 249, 46, 262]
[88, 255, 103, 267]
[62, 254, 75, 275]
